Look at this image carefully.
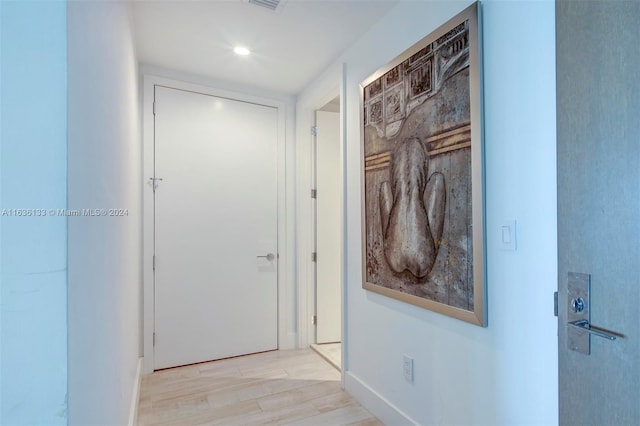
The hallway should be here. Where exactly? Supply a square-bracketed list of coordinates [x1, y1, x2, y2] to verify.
[2, 1, 565, 424]
[138, 349, 380, 425]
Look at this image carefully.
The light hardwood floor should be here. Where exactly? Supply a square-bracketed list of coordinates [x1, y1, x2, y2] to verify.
[138, 349, 382, 426]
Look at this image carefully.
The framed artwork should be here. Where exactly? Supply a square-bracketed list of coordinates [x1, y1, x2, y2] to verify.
[360, 3, 486, 326]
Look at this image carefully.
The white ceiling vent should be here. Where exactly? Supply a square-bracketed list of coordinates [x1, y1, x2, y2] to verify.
[245, 0, 287, 13]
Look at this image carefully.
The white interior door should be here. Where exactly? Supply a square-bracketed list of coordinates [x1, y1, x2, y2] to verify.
[315, 110, 341, 344]
[153, 86, 278, 370]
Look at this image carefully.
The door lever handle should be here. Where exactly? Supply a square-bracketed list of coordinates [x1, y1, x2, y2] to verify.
[148, 177, 163, 191]
[257, 253, 275, 261]
[568, 320, 620, 341]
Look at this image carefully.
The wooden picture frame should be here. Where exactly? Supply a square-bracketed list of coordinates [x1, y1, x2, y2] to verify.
[361, 3, 486, 326]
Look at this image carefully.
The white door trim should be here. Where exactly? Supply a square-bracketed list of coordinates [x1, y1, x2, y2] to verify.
[142, 75, 289, 373]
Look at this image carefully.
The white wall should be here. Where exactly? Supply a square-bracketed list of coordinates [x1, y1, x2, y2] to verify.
[67, 1, 142, 424]
[297, 1, 558, 424]
[0, 1, 68, 424]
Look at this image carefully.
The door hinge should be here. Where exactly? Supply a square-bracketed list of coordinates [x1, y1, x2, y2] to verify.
[153, 100, 156, 116]
[311, 252, 317, 262]
[311, 126, 318, 136]
[554, 291, 558, 317]
[153, 332, 156, 346]
[311, 189, 317, 199]
[312, 315, 317, 325]
[153, 254, 156, 271]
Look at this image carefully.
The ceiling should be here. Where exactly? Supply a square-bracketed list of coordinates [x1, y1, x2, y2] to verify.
[131, 0, 398, 95]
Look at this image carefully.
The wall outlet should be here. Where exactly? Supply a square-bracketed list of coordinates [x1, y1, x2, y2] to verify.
[402, 354, 414, 382]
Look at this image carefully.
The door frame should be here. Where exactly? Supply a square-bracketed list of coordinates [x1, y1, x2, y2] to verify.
[295, 64, 347, 379]
[142, 75, 290, 373]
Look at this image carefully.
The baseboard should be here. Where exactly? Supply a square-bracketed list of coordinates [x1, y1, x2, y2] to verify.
[344, 371, 417, 426]
[128, 358, 143, 426]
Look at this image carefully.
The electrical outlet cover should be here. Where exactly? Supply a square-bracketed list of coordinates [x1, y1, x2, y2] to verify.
[402, 355, 414, 382]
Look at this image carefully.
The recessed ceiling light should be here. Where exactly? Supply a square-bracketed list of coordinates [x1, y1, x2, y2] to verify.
[234, 46, 251, 56]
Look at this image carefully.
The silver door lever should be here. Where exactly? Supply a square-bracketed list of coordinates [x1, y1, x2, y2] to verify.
[568, 320, 620, 340]
[257, 253, 275, 261]
[566, 272, 624, 354]
[148, 177, 163, 191]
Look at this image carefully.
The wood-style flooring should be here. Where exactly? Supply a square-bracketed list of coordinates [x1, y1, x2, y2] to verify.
[138, 349, 382, 426]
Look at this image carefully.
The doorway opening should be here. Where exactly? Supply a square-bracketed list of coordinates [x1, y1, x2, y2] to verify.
[310, 96, 342, 371]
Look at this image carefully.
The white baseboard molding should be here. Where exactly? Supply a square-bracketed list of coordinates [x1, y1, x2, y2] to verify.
[345, 371, 417, 426]
[128, 358, 143, 426]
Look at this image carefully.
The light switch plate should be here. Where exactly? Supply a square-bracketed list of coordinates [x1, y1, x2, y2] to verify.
[500, 220, 517, 251]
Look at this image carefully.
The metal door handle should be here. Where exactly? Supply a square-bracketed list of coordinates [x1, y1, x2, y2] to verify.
[257, 253, 275, 261]
[566, 272, 623, 354]
[148, 177, 163, 191]
[568, 320, 618, 341]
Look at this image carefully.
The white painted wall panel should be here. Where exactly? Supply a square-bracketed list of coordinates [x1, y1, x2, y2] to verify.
[67, 2, 141, 424]
[0, 2, 68, 423]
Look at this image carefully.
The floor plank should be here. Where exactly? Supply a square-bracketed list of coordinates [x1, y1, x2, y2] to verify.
[138, 349, 382, 426]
